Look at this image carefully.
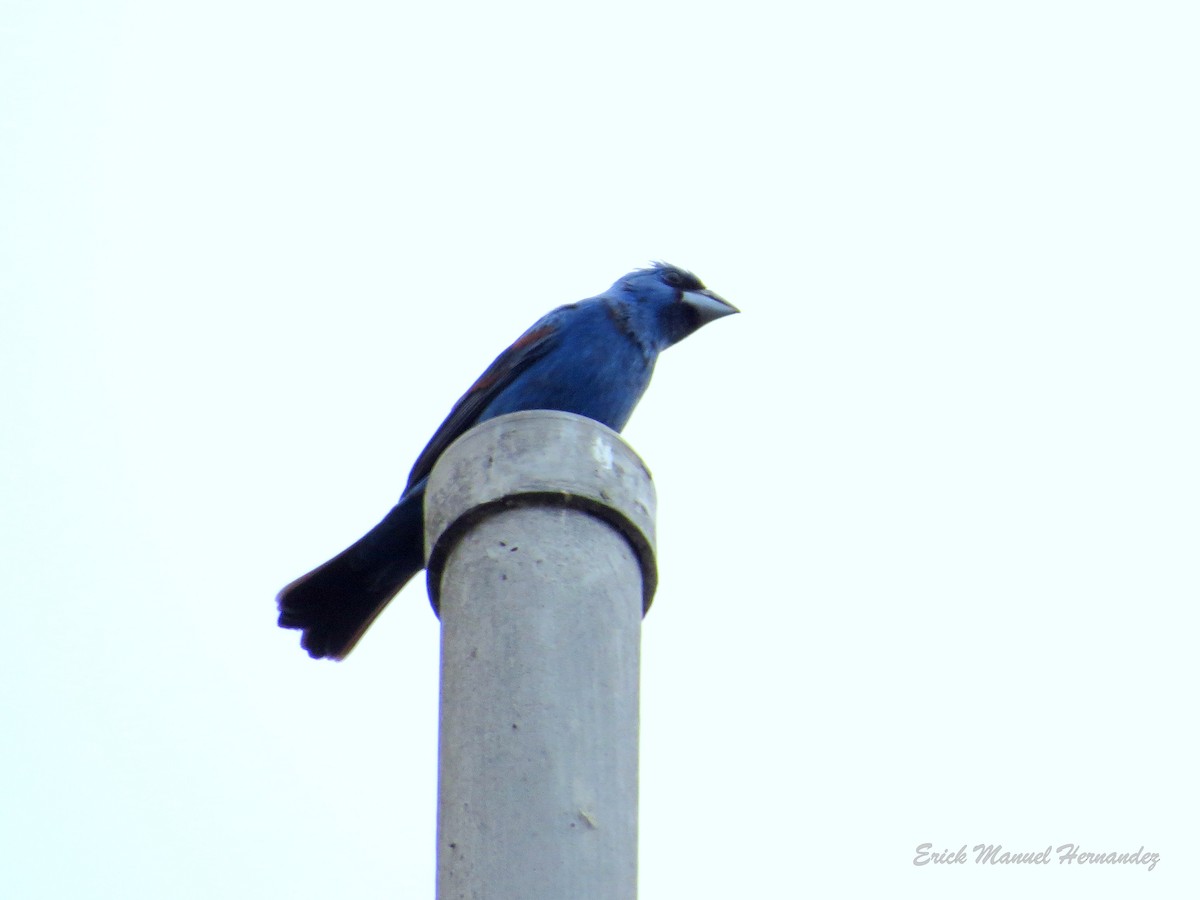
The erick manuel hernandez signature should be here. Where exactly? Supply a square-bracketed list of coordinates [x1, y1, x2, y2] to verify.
[913, 843, 1159, 871]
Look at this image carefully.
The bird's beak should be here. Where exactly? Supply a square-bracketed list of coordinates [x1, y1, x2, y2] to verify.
[682, 288, 739, 324]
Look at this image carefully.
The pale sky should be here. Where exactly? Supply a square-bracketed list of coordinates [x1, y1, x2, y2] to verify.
[2, 2, 1197, 898]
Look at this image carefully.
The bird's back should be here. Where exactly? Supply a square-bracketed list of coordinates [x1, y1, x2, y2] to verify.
[476, 298, 655, 433]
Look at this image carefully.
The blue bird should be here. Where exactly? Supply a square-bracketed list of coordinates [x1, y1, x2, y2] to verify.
[278, 262, 738, 659]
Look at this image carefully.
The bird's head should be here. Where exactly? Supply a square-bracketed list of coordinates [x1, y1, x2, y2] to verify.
[611, 262, 739, 350]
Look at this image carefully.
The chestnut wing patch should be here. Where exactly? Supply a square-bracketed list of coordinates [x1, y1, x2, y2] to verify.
[403, 322, 560, 493]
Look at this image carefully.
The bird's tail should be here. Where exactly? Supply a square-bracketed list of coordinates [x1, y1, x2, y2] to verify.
[277, 487, 426, 660]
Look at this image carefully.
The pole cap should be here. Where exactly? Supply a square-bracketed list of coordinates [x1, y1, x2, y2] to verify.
[424, 410, 658, 616]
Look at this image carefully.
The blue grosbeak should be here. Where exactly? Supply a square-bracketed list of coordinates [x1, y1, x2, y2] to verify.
[278, 262, 737, 659]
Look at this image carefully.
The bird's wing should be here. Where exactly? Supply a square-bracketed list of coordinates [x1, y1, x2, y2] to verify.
[403, 314, 564, 493]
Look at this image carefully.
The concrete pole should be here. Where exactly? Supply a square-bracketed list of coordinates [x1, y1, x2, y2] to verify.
[424, 410, 657, 900]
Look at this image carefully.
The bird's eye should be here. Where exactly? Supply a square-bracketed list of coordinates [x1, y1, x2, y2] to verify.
[663, 270, 684, 287]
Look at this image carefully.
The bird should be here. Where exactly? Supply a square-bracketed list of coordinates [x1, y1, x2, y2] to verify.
[277, 262, 738, 659]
